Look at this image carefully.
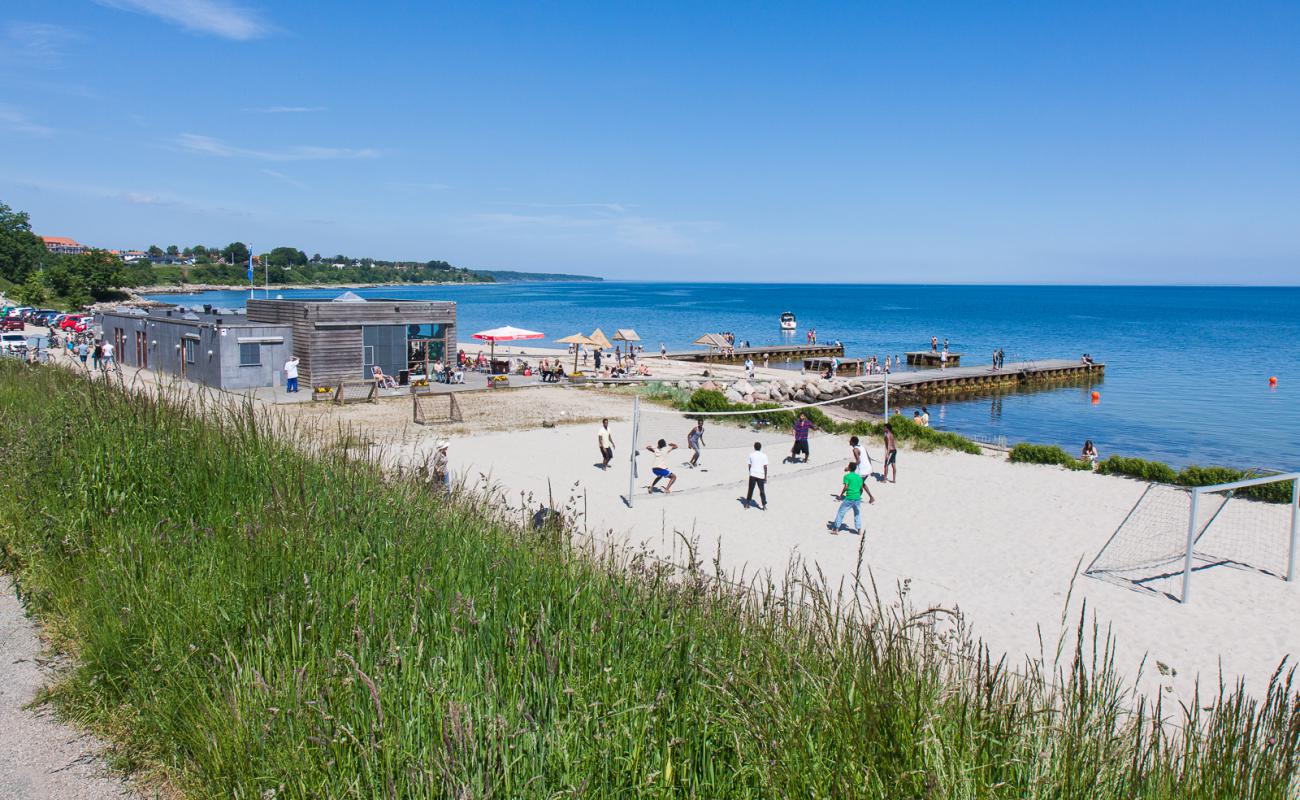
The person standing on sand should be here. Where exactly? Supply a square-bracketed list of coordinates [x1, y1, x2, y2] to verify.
[790, 412, 815, 463]
[101, 340, 114, 371]
[829, 462, 871, 534]
[848, 436, 877, 503]
[92, 341, 102, 371]
[284, 356, 300, 393]
[744, 356, 755, 379]
[646, 440, 678, 493]
[431, 439, 450, 489]
[687, 420, 705, 468]
[77, 341, 88, 368]
[882, 423, 898, 483]
[597, 419, 615, 470]
[745, 442, 769, 510]
[660, 342, 666, 358]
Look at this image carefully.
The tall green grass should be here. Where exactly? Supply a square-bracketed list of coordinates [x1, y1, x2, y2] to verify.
[1, 362, 1298, 798]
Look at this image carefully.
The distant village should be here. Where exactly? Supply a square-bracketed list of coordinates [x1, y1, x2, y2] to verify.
[39, 234, 398, 271]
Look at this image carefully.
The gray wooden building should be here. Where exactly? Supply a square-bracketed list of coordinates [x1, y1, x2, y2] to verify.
[98, 306, 294, 390]
[246, 293, 457, 387]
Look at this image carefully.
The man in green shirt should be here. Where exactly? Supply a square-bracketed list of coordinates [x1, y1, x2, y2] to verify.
[829, 461, 871, 534]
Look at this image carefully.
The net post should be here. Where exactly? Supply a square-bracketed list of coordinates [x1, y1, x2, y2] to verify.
[627, 395, 639, 508]
[1180, 489, 1200, 603]
[883, 371, 889, 420]
[1288, 477, 1299, 582]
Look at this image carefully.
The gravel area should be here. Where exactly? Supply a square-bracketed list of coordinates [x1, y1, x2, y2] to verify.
[0, 575, 145, 800]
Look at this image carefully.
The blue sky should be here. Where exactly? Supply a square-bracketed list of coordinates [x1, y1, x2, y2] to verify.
[1, 1, 1297, 283]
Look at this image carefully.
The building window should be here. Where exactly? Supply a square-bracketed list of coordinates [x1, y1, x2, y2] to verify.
[239, 342, 261, 366]
[183, 339, 197, 364]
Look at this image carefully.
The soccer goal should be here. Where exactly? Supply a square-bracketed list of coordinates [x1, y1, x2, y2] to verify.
[412, 391, 463, 425]
[1085, 472, 1300, 603]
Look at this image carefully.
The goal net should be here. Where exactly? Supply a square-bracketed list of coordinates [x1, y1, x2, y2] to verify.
[1084, 473, 1299, 603]
[413, 391, 464, 425]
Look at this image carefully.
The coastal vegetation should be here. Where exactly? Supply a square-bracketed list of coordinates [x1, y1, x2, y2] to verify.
[1096, 456, 1293, 503]
[1009, 443, 1095, 470]
[2, 364, 1298, 797]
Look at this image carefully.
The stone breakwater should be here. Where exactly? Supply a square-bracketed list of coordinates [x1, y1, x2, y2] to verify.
[667, 376, 874, 406]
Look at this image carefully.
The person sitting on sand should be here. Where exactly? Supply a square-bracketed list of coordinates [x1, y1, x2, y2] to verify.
[646, 439, 679, 493]
[1081, 439, 1099, 467]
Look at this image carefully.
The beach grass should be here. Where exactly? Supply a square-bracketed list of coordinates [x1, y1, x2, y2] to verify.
[1, 361, 1298, 798]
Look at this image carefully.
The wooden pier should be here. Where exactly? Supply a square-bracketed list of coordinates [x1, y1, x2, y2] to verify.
[906, 350, 963, 367]
[804, 356, 865, 376]
[864, 359, 1104, 401]
[663, 342, 845, 365]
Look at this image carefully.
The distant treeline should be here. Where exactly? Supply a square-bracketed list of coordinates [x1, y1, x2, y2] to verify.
[478, 270, 603, 282]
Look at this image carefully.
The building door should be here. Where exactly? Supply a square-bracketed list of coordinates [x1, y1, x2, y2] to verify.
[114, 328, 125, 362]
[181, 338, 196, 377]
[138, 331, 149, 368]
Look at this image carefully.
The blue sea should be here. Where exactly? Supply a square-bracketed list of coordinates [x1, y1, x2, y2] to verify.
[145, 283, 1300, 472]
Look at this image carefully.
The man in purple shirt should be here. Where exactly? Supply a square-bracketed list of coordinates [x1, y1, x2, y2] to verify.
[789, 412, 815, 463]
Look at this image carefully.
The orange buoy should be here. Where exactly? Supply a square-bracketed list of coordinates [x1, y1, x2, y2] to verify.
[1269, 376, 1277, 387]
[1091, 391, 1100, 403]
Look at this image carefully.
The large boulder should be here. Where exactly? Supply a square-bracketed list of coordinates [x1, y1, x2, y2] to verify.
[817, 379, 836, 395]
[732, 379, 754, 396]
[723, 387, 744, 404]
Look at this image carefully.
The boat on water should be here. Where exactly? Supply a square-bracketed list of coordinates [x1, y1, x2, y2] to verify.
[779, 311, 797, 331]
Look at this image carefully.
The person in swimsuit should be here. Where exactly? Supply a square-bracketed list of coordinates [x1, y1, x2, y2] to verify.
[646, 439, 679, 493]
[882, 423, 898, 483]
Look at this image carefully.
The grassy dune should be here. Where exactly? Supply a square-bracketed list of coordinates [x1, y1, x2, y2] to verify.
[0, 361, 1297, 798]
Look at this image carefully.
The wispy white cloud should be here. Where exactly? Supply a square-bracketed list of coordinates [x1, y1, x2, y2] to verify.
[121, 191, 171, 205]
[387, 180, 452, 192]
[174, 133, 379, 161]
[94, 0, 271, 41]
[0, 104, 54, 137]
[4, 21, 81, 65]
[261, 168, 307, 190]
[243, 105, 327, 114]
[470, 204, 718, 255]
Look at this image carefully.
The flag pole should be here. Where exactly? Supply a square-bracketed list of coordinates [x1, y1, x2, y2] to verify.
[247, 244, 254, 300]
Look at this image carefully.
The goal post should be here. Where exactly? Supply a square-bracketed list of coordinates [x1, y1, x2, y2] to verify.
[1181, 472, 1300, 604]
[412, 391, 463, 425]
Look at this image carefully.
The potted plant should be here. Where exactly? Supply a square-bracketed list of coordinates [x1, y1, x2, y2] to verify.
[489, 374, 510, 388]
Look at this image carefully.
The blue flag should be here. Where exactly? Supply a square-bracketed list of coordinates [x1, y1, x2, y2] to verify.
[247, 249, 254, 282]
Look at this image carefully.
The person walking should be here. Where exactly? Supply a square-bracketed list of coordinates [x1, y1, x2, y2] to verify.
[101, 339, 115, 371]
[686, 420, 705, 468]
[92, 341, 102, 371]
[849, 436, 877, 502]
[597, 418, 615, 470]
[828, 462, 871, 534]
[745, 442, 769, 510]
[744, 356, 755, 379]
[76, 341, 89, 368]
[882, 423, 898, 483]
[939, 347, 948, 370]
[284, 355, 300, 393]
[789, 412, 816, 463]
[646, 440, 679, 493]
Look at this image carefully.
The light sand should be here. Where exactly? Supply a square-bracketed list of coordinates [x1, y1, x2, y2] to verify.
[47, 353, 1300, 703]
[364, 388, 1298, 703]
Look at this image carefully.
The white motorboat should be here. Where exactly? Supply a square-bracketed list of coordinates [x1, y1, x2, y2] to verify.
[779, 311, 797, 331]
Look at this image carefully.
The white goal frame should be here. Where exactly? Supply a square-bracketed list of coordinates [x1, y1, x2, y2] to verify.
[1179, 472, 1300, 604]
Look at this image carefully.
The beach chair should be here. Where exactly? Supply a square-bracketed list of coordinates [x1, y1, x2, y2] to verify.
[371, 366, 398, 388]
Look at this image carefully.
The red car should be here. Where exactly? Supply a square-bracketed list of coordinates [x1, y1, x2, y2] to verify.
[59, 315, 87, 331]
[1, 317, 22, 332]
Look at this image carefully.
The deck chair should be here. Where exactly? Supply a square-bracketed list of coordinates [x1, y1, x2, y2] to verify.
[371, 366, 397, 388]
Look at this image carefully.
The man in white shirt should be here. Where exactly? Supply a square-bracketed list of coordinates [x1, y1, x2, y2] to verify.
[745, 441, 769, 510]
[597, 418, 615, 470]
[101, 341, 114, 370]
[284, 356, 300, 393]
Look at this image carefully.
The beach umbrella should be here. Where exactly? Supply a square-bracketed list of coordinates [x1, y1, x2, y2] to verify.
[473, 325, 544, 369]
[589, 328, 612, 350]
[693, 333, 730, 350]
[556, 333, 596, 371]
[613, 328, 641, 343]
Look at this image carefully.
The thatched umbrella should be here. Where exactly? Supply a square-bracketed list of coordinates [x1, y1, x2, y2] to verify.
[588, 328, 612, 350]
[612, 328, 640, 343]
[555, 333, 596, 371]
[693, 333, 730, 350]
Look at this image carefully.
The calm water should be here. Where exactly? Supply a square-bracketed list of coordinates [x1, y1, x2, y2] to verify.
[146, 283, 1300, 471]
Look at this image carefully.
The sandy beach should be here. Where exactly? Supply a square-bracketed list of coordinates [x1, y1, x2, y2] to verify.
[46, 351, 1300, 704]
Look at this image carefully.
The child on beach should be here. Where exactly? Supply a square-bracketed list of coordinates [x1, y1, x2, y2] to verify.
[687, 420, 705, 468]
[646, 440, 679, 493]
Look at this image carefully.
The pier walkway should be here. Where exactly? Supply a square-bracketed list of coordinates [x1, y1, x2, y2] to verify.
[662, 343, 844, 364]
[863, 359, 1104, 399]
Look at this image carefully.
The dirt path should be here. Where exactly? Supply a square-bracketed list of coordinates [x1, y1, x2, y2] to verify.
[0, 575, 144, 800]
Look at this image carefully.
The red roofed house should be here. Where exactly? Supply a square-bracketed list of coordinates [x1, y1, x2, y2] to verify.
[41, 236, 89, 255]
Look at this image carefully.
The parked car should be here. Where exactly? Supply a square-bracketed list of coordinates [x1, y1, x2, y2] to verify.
[58, 315, 85, 331]
[1, 332, 27, 352]
[1, 317, 23, 331]
[72, 316, 94, 333]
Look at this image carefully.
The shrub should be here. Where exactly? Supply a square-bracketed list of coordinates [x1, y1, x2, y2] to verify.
[1010, 443, 1094, 470]
[1096, 457, 1294, 504]
[1096, 455, 1180, 484]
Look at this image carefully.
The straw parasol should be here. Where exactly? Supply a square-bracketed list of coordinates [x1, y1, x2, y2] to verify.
[693, 333, 730, 350]
[555, 332, 596, 371]
[612, 328, 641, 343]
[472, 325, 544, 369]
[588, 328, 612, 350]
